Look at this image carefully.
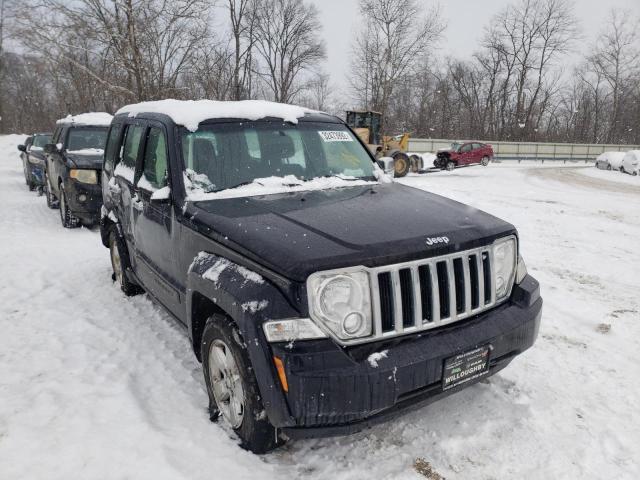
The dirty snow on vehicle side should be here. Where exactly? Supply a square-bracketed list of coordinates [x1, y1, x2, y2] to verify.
[116, 99, 316, 132]
[56, 112, 113, 126]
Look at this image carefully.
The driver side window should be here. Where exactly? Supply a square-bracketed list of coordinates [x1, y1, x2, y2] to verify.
[460, 144, 472, 153]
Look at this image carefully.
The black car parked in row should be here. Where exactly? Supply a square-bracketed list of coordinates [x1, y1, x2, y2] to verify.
[18, 133, 52, 191]
[44, 113, 113, 227]
[100, 100, 542, 453]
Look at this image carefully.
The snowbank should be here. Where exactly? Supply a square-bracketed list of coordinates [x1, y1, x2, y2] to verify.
[56, 112, 113, 126]
[116, 99, 317, 132]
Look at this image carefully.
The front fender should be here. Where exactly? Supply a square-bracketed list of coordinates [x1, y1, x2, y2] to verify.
[187, 252, 301, 427]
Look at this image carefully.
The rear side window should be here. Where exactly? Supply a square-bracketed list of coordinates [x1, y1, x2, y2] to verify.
[104, 124, 122, 174]
[121, 125, 144, 169]
[140, 127, 168, 190]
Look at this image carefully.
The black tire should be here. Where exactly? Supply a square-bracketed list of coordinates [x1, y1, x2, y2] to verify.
[45, 174, 59, 209]
[445, 161, 456, 171]
[607, 164, 612, 171]
[481, 156, 490, 166]
[109, 231, 143, 296]
[392, 152, 411, 177]
[59, 183, 80, 228]
[202, 314, 282, 454]
[409, 154, 422, 173]
[28, 182, 36, 191]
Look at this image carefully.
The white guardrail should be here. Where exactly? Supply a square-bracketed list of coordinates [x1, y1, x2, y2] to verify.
[408, 138, 640, 163]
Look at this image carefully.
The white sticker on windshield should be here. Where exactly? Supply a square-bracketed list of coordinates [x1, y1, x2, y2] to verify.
[318, 131, 353, 142]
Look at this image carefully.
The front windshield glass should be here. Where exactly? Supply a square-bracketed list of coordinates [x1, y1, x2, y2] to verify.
[66, 127, 108, 151]
[180, 121, 376, 195]
[32, 135, 51, 148]
[450, 142, 461, 151]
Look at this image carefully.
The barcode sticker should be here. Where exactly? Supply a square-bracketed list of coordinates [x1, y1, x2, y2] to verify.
[318, 131, 353, 142]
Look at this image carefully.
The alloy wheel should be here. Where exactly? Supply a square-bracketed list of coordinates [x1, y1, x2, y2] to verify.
[208, 339, 245, 429]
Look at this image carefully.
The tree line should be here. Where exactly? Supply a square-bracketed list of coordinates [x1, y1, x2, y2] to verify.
[1, 0, 639, 146]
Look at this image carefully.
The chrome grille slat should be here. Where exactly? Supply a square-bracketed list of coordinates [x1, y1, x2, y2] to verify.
[429, 264, 441, 325]
[370, 273, 382, 335]
[446, 258, 457, 322]
[476, 253, 485, 311]
[410, 266, 422, 325]
[463, 256, 472, 315]
[367, 243, 502, 343]
[391, 270, 404, 334]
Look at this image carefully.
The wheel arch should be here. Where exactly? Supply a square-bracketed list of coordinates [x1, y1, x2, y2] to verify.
[186, 252, 300, 427]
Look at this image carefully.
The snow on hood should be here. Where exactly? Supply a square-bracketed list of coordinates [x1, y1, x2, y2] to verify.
[56, 112, 113, 126]
[66, 148, 104, 155]
[184, 173, 377, 201]
[116, 99, 317, 132]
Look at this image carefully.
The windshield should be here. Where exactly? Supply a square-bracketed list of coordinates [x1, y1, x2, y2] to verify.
[450, 142, 461, 151]
[180, 121, 376, 195]
[32, 135, 51, 148]
[66, 127, 108, 151]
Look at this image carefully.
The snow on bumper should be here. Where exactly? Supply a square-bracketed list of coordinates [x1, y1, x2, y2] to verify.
[270, 275, 542, 438]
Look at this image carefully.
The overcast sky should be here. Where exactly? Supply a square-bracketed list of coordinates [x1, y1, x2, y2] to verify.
[309, 0, 640, 92]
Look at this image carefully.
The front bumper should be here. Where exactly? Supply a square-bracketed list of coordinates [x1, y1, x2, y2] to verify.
[266, 275, 542, 438]
[63, 177, 103, 224]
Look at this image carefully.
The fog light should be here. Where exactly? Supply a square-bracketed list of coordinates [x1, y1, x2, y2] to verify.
[78, 194, 87, 202]
[343, 312, 364, 335]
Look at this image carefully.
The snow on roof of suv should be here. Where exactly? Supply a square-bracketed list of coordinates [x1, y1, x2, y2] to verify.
[56, 112, 114, 126]
[115, 99, 318, 132]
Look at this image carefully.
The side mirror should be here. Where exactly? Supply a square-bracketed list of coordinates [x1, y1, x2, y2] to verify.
[44, 143, 58, 154]
[376, 157, 395, 177]
[17, 144, 26, 152]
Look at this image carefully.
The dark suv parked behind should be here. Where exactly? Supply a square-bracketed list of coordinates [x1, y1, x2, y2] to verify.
[44, 113, 113, 227]
[18, 133, 52, 191]
[100, 100, 542, 453]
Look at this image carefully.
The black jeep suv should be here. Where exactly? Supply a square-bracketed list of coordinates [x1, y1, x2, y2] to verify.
[18, 132, 52, 191]
[100, 100, 542, 453]
[44, 113, 112, 227]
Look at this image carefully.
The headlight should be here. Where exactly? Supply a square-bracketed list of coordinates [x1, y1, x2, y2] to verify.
[307, 270, 372, 340]
[492, 237, 517, 299]
[70, 169, 98, 184]
[516, 254, 527, 284]
[27, 156, 43, 165]
[263, 318, 327, 342]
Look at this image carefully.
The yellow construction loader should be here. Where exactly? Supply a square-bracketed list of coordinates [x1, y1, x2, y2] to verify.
[345, 110, 422, 177]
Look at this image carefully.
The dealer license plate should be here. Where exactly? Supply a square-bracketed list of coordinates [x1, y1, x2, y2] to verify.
[442, 345, 491, 391]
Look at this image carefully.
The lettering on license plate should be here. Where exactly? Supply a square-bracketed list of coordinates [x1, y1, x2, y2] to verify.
[442, 345, 491, 391]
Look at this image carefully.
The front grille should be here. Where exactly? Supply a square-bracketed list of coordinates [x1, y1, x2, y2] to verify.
[369, 245, 497, 341]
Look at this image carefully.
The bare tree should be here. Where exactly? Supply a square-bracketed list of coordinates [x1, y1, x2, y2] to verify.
[18, 0, 212, 103]
[227, 0, 259, 100]
[349, 0, 444, 134]
[253, 0, 325, 103]
[589, 9, 640, 142]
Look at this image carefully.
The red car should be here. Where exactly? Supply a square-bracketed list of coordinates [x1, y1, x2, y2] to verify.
[435, 141, 494, 171]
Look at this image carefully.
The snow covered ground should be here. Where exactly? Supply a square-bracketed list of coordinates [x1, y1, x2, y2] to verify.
[1, 135, 639, 479]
